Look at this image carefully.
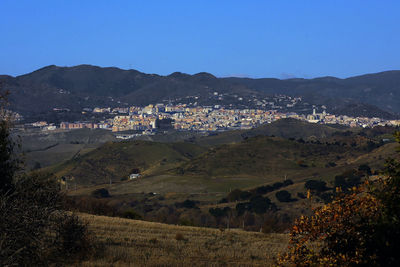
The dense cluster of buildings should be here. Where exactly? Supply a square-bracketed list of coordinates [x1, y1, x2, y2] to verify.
[60, 122, 100, 130]
[25, 103, 400, 134]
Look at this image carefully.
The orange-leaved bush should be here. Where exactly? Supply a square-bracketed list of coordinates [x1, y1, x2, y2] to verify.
[279, 131, 400, 266]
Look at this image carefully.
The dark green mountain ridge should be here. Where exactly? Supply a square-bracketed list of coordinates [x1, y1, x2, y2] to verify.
[1, 65, 400, 118]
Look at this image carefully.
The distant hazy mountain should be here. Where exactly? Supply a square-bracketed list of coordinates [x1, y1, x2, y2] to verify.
[1, 65, 399, 119]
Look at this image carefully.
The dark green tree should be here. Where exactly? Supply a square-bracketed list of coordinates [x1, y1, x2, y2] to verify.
[0, 92, 19, 193]
[275, 190, 293, 202]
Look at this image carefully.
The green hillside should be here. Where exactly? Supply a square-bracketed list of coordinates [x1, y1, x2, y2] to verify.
[194, 118, 348, 146]
[177, 135, 363, 178]
[19, 128, 117, 169]
[52, 126, 399, 235]
[44, 121, 398, 190]
[49, 140, 206, 185]
[35, 119, 347, 173]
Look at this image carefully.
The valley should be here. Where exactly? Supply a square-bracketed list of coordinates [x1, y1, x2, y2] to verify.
[26, 119, 398, 233]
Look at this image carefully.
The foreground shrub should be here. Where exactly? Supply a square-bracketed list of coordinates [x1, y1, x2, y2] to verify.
[0, 175, 92, 265]
[279, 132, 400, 266]
[279, 187, 381, 266]
[0, 97, 93, 266]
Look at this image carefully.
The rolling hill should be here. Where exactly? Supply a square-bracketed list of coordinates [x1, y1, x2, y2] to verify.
[48, 140, 206, 185]
[43, 120, 345, 185]
[21, 119, 347, 174]
[192, 118, 348, 147]
[46, 121, 398, 191]
[175, 135, 382, 178]
[46, 122, 398, 240]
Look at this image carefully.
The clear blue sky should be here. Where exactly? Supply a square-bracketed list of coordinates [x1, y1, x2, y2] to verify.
[1, 0, 399, 78]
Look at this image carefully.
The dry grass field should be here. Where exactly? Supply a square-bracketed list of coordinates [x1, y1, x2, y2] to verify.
[75, 213, 289, 266]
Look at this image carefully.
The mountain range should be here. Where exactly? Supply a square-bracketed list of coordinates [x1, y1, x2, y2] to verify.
[1, 65, 400, 119]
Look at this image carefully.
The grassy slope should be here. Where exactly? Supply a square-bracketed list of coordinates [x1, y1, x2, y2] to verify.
[43, 121, 397, 201]
[68, 141, 398, 209]
[76, 213, 288, 266]
[21, 128, 117, 169]
[32, 119, 345, 171]
[194, 118, 349, 147]
[64, 137, 398, 201]
[50, 140, 207, 185]
[25, 143, 99, 169]
[178, 136, 358, 177]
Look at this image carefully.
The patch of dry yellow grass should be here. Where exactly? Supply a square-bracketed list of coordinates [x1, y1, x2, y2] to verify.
[74, 213, 289, 266]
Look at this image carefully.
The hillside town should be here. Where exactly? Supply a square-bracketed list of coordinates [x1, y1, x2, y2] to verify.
[23, 102, 400, 135]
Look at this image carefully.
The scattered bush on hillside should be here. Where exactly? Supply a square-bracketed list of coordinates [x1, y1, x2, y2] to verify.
[91, 188, 110, 198]
[297, 192, 306, 199]
[261, 212, 293, 234]
[175, 233, 185, 241]
[305, 180, 328, 192]
[209, 207, 230, 221]
[175, 199, 198, 209]
[325, 161, 337, 167]
[366, 140, 381, 152]
[209, 207, 233, 228]
[272, 182, 284, 190]
[283, 179, 294, 187]
[319, 191, 334, 204]
[226, 189, 253, 202]
[218, 198, 228, 204]
[275, 190, 295, 202]
[227, 189, 242, 202]
[223, 180, 294, 204]
[234, 202, 248, 216]
[122, 209, 142, 220]
[255, 185, 274, 195]
[250, 195, 276, 214]
[66, 196, 118, 216]
[358, 164, 372, 175]
[240, 190, 253, 200]
[179, 218, 195, 226]
[334, 170, 363, 191]
[297, 160, 308, 168]
[236, 196, 277, 216]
